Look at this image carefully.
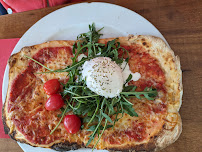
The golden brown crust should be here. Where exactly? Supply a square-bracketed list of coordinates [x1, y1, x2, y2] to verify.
[3, 36, 182, 152]
[155, 113, 182, 151]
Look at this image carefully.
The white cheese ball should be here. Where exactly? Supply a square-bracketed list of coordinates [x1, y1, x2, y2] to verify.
[81, 57, 124, 98]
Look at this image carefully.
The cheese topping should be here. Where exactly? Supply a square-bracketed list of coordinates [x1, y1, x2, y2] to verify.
[78, 53, 87, 62]
[121, 61, 141, 84]
[81, 57, 123, 98]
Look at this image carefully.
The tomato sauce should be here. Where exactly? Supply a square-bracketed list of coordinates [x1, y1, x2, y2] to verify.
[125, 122, 147, 142]
[105, 122, 147, 144]
[9, 70, 35, 105]
[8, 46, 71, 144]
[119, 45, 166, 92]
[105, 134, 121, 145]
[152, 103, 167, 114]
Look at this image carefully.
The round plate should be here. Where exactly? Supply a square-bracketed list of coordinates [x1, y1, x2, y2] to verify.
[2, 2, 168, 152]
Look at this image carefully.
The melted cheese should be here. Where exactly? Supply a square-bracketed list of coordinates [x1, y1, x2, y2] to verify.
[81, 57, 123, 98]
[121, 61, 141, 83]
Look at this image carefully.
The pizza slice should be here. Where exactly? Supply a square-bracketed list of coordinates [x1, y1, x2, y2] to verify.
[2, 26, 182, 152]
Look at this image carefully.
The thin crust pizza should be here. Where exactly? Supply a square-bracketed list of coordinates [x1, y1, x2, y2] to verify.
[2, 34, 182, 151]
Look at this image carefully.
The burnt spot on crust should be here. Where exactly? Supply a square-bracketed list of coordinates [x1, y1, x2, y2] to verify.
[51, 142, 81, 151]
[30, 46, 36, 50]
[154, 135, 158, 139]
[8, 46, 32, 68]
[8, 56, 17, 67]
[128, 34, 135, 40]
[2, 103, 9, 134]
[163, 123, 166, 129]
[142, 41, 150, 48]
[141, 38, 151, 48]
[9, 131, 17, 141]
[142, 42, 147, 46]
[2, 103, 17, 141]
[3, 120, 10, 135]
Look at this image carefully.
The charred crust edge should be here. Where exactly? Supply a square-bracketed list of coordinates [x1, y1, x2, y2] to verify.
[51, 142, 82, 151]
[2, 102, 17, 141]
[2, 103, 9, 134]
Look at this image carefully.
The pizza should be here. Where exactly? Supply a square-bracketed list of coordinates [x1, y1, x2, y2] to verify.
[2, 33, 182, 152]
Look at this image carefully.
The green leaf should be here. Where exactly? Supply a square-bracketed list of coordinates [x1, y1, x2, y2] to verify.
[83, 116, 91, 123]
[101, 111, 113, 123]
[106, 125, 113, 129]
[123, 85, 134, 92]
[50, 105, 70, 134]
[125, 57, 129, 63]
[87, 98, 100, 126]
[123, 105, 138, 117]
[120, 87, 158, 101]
[92, 119, 108, 151]
[121, 95, 133, 105]
[24, 55, 53, 72]
[81, 125, 84, 130]
[125, 74, 132, 84]
[72, 94, 99, 99]
[87, 125, 97, 131]
[86, 135, 94, 146]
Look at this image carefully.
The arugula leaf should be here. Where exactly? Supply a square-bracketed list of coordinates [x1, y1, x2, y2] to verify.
[122, 103, 138, 117]
[50, 105, 70, 135]
[125, 74, 132, 84]
[87, 125, 97, 131]
[123, 85, 135, 92]
[101, 111, 113, 123]
[121, 87, 157, 100]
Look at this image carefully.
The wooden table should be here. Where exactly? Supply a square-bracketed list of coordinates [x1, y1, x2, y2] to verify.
[0, 0, 201, 152]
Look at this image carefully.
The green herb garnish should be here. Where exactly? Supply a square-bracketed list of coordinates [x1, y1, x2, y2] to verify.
[24, 23, 157, 150]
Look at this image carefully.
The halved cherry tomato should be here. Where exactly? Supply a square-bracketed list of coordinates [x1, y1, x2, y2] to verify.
[64, 115, 81, 134]
[44, 79, 60, 95]
[45, 94, 64, 111]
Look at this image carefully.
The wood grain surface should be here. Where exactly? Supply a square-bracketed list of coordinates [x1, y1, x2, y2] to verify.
[0, 0, 201, 152]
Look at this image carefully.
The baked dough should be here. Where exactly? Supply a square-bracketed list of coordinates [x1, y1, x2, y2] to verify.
[3, 35, 182, 151]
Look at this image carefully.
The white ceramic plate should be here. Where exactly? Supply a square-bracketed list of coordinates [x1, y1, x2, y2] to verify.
[2, 2, 168, 152]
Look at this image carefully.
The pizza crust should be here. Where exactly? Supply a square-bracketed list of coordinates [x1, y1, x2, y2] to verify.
[2, 35, 182, 152]
[155, 113, 182, 151]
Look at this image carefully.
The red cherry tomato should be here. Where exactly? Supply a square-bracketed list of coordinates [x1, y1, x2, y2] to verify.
[45, 94, 64, 111]
[44, 79, 60, 95]
[64, 115, 81, 134]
